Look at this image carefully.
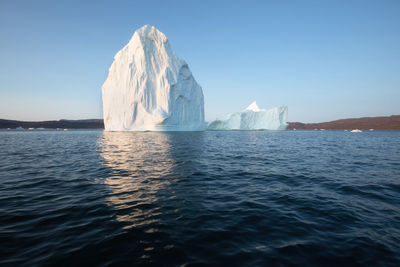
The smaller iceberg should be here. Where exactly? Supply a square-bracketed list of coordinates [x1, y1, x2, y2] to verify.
[207, 102, 288, 130]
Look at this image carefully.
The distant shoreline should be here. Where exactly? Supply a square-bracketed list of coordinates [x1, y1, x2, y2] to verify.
[0, 119, 104, 130]
[287, 115, 400, 130]
[1, 115, 399, 130]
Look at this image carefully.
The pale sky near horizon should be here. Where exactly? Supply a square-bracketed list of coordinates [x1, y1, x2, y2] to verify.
[0, 0, 399, 123]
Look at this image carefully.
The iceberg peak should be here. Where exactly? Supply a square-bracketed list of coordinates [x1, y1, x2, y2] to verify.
[133, 25, 167, 42]
[245, 101, 261, 112]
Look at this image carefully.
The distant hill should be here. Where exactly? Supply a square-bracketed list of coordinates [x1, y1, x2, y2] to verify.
[1, 115, 399, 130]
[288, 115, 400, 130]
[0, 119, 104, 129]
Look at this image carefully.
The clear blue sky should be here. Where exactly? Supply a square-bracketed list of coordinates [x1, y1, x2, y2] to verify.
[0, 0, 399, 122]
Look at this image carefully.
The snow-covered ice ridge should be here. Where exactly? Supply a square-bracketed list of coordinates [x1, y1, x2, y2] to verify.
[208, 102, 288, 130]
[102, 25, 205, 131]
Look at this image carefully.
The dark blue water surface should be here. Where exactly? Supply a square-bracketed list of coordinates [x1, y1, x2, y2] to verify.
[0, 130, 399, 266]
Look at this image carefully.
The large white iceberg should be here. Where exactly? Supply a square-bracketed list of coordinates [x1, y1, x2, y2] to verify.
[102, 25, 205, 131]
[208, 102, 288, 130]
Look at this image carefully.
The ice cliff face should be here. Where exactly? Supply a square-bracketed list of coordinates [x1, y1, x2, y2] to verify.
[102, 25, 205, 131]
[208, 102, 288, 130]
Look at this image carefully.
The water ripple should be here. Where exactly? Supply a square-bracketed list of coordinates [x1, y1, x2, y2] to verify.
[0, 130, 399, 266]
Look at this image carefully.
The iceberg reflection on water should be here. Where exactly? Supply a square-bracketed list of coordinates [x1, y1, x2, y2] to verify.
[98, 131, 205, 230]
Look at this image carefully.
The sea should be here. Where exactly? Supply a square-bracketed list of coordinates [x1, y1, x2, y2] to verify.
[0, 130, 399, 266]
